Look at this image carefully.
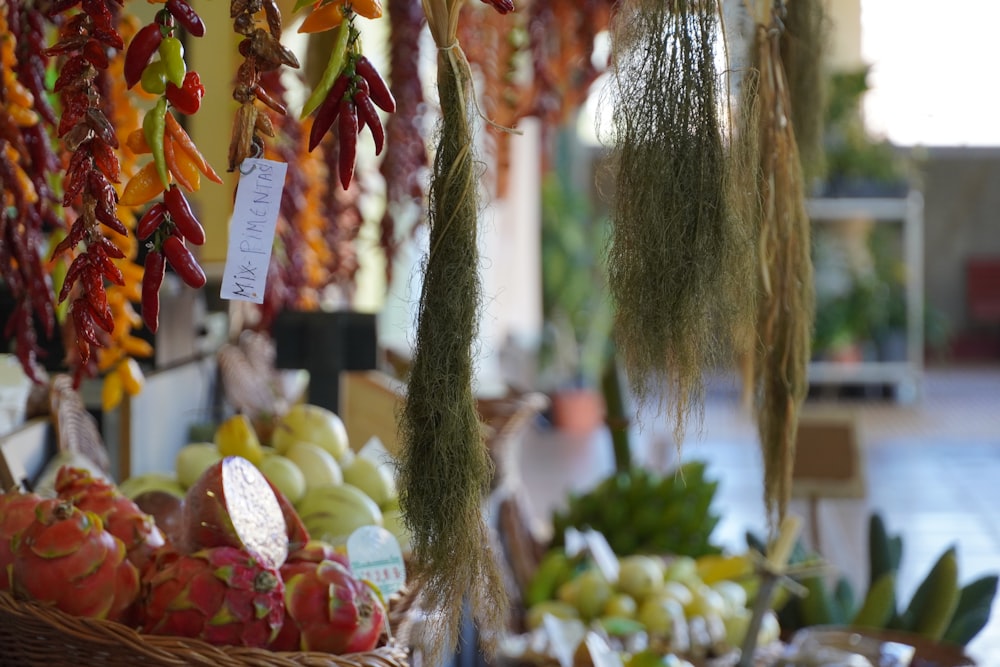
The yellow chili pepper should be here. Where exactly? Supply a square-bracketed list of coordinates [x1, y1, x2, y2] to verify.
[119, 161, 169, 207]
[8, 104, 37, 127]
[118, 358, 145, 395]
[101, 371, 124, 412]
[121, 335, 154, 358]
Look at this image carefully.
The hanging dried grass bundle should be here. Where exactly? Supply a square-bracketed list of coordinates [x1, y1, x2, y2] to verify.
[396, 0, 509, 663]
[743, 1, 816, 530]
[604, 0, 755, 445]
[779, 0, 828, 183]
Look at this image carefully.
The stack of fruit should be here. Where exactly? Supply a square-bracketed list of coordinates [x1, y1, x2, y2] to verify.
[119, 402, 410, 554]
[0, 455, 390, 653]
[516, 548, 780, 664]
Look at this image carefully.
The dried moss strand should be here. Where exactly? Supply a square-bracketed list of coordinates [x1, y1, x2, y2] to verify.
[779, 0, 828, 184]
[397, 43, 508, 665]
[606, 0, 753, 448]
[750, 21, 815, 531]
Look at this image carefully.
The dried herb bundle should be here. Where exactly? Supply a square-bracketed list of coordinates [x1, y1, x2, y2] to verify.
[605, 0, 754, 446]
[780, 0, 828, 183]
[743, 3, 816, 529]
[396, 0, 509, 662]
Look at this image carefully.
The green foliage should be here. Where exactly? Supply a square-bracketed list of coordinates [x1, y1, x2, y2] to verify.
[539, 172, 614, 390]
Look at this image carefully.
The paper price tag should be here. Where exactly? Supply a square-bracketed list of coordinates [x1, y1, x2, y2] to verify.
[584, 529, 619, 584]
[220, 158, 287, 303]
[346, 525, 407, 598]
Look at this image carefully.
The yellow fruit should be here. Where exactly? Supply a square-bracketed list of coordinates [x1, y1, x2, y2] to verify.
[696, 553, 753, 585]
[258, 454, 308, 504]
[341, 456, 397, 508]
[284, 441, 343, 490]
[214, 414, 264, 465]
[525, 601, 580, 630]
[604, 592, 638, 619]
[296, 483, 383, 545]
[272, 403, 350, 461]
[617, 554, 666, 602]
[175, 442, 223, 489]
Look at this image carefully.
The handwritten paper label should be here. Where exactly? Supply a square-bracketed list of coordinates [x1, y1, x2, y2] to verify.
[220, 158, 287, 303]
[346, 525, 407, 598]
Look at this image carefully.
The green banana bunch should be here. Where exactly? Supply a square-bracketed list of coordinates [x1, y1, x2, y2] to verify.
[893, 545, 961, 641]
[943, 574, 999, 646]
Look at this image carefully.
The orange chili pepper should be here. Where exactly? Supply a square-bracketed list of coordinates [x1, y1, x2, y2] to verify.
[101, 372, 124, 411]
[351, 0, 383, 20]
[165, 112, 223, 184]
[126, 128, 152, 154]
[12, 164, 38, 204]
[165, 135, 202, 192]
[298, 2, 343, 33]
[119, 161, 169, 207]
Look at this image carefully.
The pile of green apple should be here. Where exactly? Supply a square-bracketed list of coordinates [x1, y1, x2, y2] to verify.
[523, 551, 780, 662]
[119, 403, 410, 553]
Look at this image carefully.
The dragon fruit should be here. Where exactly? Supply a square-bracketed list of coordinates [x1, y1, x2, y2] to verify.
[55, 466, 165, 567]
[286, 539, 349, 568]
[11, 498, 140, 621]
[181, 456, 288, 569]
[140, 546, 285, 647]
[270, 559, 387, 653]
[0, 490, 43, 590]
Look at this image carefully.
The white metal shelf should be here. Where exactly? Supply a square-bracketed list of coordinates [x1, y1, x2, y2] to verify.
[807, 190, 925, 402]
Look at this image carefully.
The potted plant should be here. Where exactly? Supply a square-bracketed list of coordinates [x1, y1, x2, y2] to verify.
[538, 172, 614, 435]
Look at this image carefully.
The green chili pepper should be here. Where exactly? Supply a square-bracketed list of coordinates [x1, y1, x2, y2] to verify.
[140, 60, 168, 95]
[158, 36, 187, 88]
[143, 97, 170, 188]
[300, 17, 351, 118]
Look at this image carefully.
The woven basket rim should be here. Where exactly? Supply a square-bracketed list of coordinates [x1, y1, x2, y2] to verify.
[0, 588, 411, 667]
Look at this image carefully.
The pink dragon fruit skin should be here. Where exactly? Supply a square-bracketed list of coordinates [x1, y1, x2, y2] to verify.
[140, 546, 285, 648]
[270, 559, 387, 654]
[55, 466, 166, 567]
[0, 490, 43, 591]
[11, 498, 140, 622]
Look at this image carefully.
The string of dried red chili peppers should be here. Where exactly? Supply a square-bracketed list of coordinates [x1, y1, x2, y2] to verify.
[44, 0, 131, 387]
[118, 0, 222, 334]
[295, 1, 395, 190]
[229, 0, 300, 172]
[0, 5, 57, 384]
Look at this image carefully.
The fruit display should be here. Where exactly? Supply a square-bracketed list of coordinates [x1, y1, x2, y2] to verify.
[511, 548, 779, 664]
[117, 403, 410, 554]
[550, 462, 723, 558]
[1, 456, 393, 655]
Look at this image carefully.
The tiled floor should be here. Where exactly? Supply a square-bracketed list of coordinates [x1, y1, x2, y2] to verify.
[511, 364, 1000, 665]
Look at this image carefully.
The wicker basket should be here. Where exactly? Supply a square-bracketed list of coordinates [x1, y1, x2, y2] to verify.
[0, 587, 413, 667]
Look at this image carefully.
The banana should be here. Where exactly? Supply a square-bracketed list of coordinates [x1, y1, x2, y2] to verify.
[897, 546, 960, 641]
[868, 512, 895, 589]
[943, 574, 999, 646]
[832, 576, 856, 625]
[800, 575, 838, 627]
[526, 550, 573, 607]
[851, 571, 897, 629]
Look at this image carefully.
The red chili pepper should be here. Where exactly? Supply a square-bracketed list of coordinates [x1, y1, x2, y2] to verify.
[53, 54, 94, 93]
[82, 270, 114, 332]
[92, 235, 126, 260]
[253, 83, 287, 115]
[354, 83, 384, 155]
[51, 220, 88, 260]
[355, 56, 395, 113]
[123, 22, 163, 89]
[142, 250, 165, 333]
[91, 244, 125, 286]
[337, 98, 358, 189]
[91, 139, 121, 183]
[94, 197, 128, 237]
[85, 108, 119, 149]
[162, 235, 206, 288]
[62, 152, 93, 206]
[82, 38, 109, 68]
[308, 73, 350, 152]
[71, 299, 98, 363]
[57, 96, 89, 138]
[60, 254, 89, 303]
[166, 0, 205, 37]
[164, 185, 206, 245]
[137, 202, 168, 240]
[165, 71, 205, 115]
